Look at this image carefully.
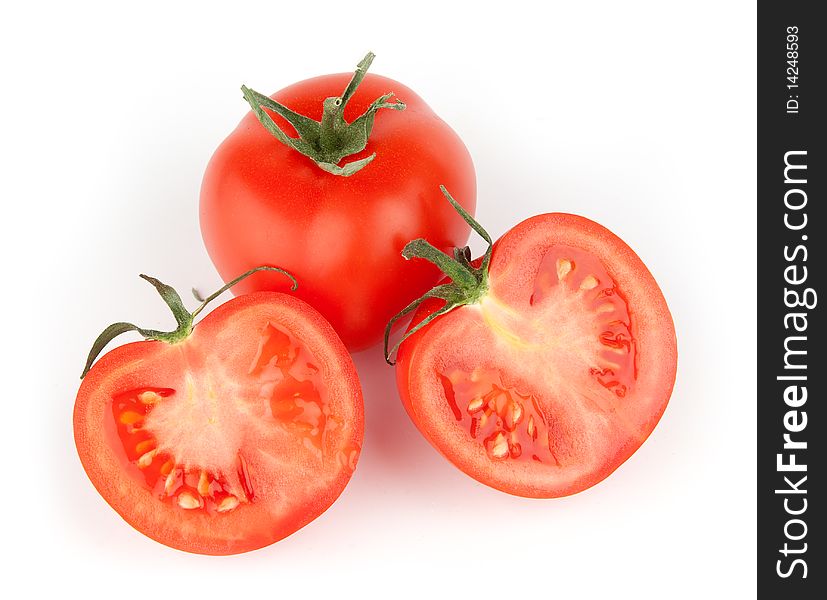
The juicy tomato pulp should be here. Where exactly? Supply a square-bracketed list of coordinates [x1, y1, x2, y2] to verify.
[74, 293, 363, 554]
[396, 214, 676, 498]
[200, 73, 476, 351]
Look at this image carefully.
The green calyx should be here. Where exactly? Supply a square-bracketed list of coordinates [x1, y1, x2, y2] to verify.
[384, 186, 493, 365]
[80, 266, 297, 379]
[241, 52, 405, 177]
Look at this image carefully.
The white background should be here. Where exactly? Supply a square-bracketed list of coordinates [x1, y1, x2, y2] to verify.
[2, 1, 756, 597]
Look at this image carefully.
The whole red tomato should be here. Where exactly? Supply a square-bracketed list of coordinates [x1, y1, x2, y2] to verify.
[200, 53, 476, 350]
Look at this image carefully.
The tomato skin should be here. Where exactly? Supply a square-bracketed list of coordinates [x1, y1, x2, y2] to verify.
[396, 214, 677, 498]
[74, 292, 363, 555]
[200, 72, 476, 351]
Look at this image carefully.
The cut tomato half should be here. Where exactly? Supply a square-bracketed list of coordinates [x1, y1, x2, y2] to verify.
[75, 290, 363, 554]
[394, 207, 676, 498]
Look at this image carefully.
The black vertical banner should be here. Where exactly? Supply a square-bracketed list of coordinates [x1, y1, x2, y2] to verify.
[758, 1, 825, 597]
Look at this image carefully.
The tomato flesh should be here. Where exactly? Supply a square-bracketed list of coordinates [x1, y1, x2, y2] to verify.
[397, 214, 676, 498]
[75, 292, 363, 554]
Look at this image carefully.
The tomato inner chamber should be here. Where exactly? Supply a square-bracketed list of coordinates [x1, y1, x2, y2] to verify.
[529, 245, 637, 398]
[439, 368, 559, 465]
[109, 321, 332, 514]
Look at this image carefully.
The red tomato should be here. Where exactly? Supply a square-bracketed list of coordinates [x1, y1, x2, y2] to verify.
[74, 272, 363, 554]
[200, 53, 476, 351]
[391, 193, 676, 498]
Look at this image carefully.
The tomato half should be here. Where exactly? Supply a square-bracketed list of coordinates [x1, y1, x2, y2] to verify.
[74, 291, 363, 554]
[394, 211, 676, 498]
[200, 54, 476, 351]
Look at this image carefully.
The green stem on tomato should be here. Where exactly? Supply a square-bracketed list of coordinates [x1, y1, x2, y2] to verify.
[80, 266, 296, 379]
[384, 186, 493, 365]
[241, 52, 405, 177]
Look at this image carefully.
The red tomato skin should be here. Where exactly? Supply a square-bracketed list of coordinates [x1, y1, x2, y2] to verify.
[200, 73, 476, 351]
[395, 214, 677, 498]
[74, 292, 363, 555]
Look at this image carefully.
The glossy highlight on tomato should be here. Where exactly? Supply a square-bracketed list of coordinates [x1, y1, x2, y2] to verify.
[74, 290, 363, 554]
[200, 54, 476, 350]
[394, 210, 677, 498]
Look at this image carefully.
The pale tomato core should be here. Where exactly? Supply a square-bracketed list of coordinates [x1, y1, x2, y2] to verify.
[435, 245, 637, 469]
[109, 321, 357, 516]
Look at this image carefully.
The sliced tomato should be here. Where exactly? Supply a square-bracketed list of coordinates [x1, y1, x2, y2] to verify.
[394, 211, 676, 498]
[74, 291, 363, 554]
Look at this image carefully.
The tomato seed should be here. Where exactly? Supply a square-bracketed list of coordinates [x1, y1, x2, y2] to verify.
[486, 432, 509, 460]
[556, 258, 573, 280]
[135, 439, 155, 454]
[138, 391, 162, 404]
[164, 469, 179, 495]
[119, 411, 144, 425]
[177, 491, 202, 510]
[217, 495, 239, 513]
[197, 471, 211, 497]
[467, 397, 484, 413]
[504, 401, 523, 431]
[580, 275, 599, 290]
[137, 449, 157, 468]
